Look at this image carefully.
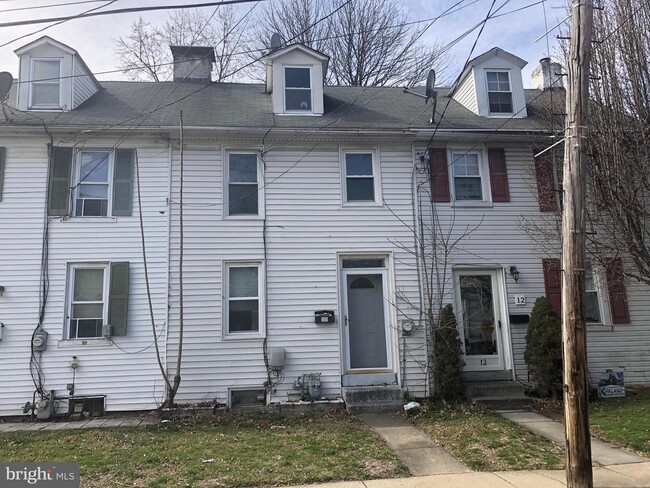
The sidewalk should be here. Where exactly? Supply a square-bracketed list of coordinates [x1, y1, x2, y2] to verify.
[289, 462, 650, 487]
[498, 410, 648, 466]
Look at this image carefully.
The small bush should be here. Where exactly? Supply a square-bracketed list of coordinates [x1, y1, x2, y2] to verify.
[432, 304, 465, 399]
[524, 297, 563, 396]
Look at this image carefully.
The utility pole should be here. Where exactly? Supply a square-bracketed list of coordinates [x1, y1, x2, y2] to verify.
[562, 1, 594, 487]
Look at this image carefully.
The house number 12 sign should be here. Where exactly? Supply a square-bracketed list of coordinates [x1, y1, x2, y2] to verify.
[515, 295, 526, 306]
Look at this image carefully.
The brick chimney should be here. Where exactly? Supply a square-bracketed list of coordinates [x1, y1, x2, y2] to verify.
[170, 46, 215, 83]
[531, 57, 564, 89]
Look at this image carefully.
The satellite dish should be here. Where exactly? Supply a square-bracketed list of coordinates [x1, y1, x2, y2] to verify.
[0, 72, 13, 101]
[425, 69, 436, 100]
[270, 33, 282, 50]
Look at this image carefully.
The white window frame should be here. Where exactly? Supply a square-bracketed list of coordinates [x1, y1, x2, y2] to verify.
[223, 149, 263, 218]
[283, 65, 313, 114]
[223, 261, 265, 339]
[340, 148, 382, 206]
[585, 263, 612, 326]
[448, 148, 491, 204]
[74, 149, 114, 217]
[66, 263, 110, 340]
[29, 58, 62, 109]
[485, 69, 513, 115]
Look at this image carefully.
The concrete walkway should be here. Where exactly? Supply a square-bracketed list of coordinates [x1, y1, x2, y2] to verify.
[498, 410, 649, 466]
[358, 413, 470, 476]
[288, 462, 650, 487]
[0, 417, 157, 432]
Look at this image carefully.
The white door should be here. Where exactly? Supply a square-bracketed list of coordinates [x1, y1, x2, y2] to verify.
[342, 269, 392, 372]
[454, 270, 506, 371]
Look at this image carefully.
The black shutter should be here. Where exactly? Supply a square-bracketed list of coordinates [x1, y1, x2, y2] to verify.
[0, 147, 5, 201]
[112, 149, 134, 216]
[108, 262, 130, 336]
[48, 146, 73, 216]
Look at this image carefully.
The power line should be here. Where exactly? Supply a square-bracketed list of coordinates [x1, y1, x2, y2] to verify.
[0, 0, 118, 49]
[0, 0, 262, 29]
[0, 0, 115, 14]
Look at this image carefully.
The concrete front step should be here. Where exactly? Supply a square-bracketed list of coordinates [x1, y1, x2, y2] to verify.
[342, 386, 404, 414]
[465, 381, 532, 410]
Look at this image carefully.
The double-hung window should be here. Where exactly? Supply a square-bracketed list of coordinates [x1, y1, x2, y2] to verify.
[76, 150, 111, 217]
[68, 265, 108, 339]
[66, 262, 130, 339]
[284, 67, 311, 112]
[486, 71, 513, 114]
[585, 264, 603, 324]
[451, 152, 483, 201]
[343, 151, 379, 204]
[225, 263, 262, 336]
[226, 152, 259, 216]
[31, 59, 61, 108]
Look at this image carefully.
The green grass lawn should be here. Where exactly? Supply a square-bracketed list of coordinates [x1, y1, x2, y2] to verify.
[411, 400, 565, 471]
[589, 389, 650, 456]
[0, 412, 408, 488]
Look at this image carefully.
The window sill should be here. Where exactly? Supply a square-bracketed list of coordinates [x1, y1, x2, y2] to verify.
[450, 201, 494, 209]
[59, 216, 118, 223]
[57, 338, 113, 347]
[277, 112, 322, 117]
[341, 201, 382, 208]
[222, 333, 266, 341]
[223, 215, 265, 221]
[28, 107, 64, 112]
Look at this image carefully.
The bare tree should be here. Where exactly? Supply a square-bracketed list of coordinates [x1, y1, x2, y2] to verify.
[247, 0, 448, 86]
[115, 7, 250, 82]
[586, 0, 650, 284]
[327, 0, 448, 86]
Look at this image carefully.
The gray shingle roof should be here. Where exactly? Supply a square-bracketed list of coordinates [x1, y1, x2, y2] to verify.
[0, 81, 552, 133]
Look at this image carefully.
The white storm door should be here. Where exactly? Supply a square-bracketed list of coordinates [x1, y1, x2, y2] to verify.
[454, 270, 506, 371]
[342, 270, 391, 372]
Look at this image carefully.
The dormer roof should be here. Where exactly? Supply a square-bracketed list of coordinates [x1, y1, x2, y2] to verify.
[14, 35, 101, 89]
[448, 47, 526, 98]
[264, 43, 329, 116]
[265, 44, 329, 72]
[447, 47, 528, 118]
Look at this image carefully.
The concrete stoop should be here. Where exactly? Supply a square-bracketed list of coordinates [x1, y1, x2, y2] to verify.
[342, 385, 404, 414]
[465, 380, 532, 410]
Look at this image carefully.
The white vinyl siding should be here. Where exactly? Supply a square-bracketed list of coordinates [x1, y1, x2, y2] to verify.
[72, 57, 99, 108]
[453, 71, 479, 114]
[167, 143, 424, 405]
[0, 137, 169, 416]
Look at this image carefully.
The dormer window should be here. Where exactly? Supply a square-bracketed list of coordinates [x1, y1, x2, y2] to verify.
[31, 59, 61, 108]
[285, 67, 311, 112]
[486, 71, 513, 114]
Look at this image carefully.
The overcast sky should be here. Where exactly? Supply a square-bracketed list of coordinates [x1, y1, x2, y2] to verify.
[0, 0, 566, 87]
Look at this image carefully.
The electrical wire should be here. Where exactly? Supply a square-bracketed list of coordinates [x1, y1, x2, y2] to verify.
[0, 0, 118, 14]
[0, 0, 263, 29]
[0, 0, 118, 49]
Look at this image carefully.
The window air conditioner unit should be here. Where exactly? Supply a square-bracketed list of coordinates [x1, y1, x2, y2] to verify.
[102, 325, 112, 338]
